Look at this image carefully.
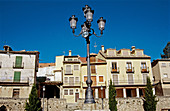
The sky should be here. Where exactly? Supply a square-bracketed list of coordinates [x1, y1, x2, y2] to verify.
[0, 0, 169, 63]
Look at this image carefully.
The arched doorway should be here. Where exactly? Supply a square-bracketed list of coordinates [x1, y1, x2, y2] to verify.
[0, 105, 7, 111]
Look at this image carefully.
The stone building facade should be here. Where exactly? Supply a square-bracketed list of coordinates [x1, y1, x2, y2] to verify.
[0, 45, 39, 98]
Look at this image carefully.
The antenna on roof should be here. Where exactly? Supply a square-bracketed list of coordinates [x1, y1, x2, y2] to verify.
[94, 42, 97, 53]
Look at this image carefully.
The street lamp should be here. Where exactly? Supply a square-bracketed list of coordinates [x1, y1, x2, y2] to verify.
[69, 5, 106, 104]
[43, 86, 45, 111]
[101, 85, 103, 109]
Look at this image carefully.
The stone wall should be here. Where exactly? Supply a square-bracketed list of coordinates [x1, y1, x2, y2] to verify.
[0, 96, 170, 111]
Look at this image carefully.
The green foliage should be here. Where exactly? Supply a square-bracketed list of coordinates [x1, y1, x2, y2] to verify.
[109, 79, 117, 111]
[25, 84, 42, 111]
[143, 77, 158, 111]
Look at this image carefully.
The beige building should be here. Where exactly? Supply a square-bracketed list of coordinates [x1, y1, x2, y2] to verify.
[55, 45, 154, 103]
[0, 45, 39, 98]
[97, 45, 154, 98]
[152, 59, 170, 96]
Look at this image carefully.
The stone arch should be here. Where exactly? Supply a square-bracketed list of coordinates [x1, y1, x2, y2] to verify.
[0, 105, 7, 111]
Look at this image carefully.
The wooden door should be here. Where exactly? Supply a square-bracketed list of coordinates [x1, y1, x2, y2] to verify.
[75, 93, 79, 102]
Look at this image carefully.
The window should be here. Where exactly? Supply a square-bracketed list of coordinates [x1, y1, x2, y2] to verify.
[74, 59, 78, 61]
[162, 63, 166, 67]
[113, 75, 118, 85]
[64, 89, 68, 95]
[90, 57, 96, 62]
[75, 77, 79, 83]
[64, 77, 68, 83]
[14, 71, 21, 82]
[13, 89, 20, 98]
[99, 76, 104, 82]
[126, 62, 132, 69]
[69, 77, 74, 86]
[91, 65, 96, 73]
[163, 73, 168, 78]
[68, 59, 72, 61]
[15, 56, 22, 67]
[143, 74, 148, 84]
[137, 52, 142, 56]
[128, 74, 134, 84]
[123, 51, 128, 56]
[108, 50, 115, 56]
[69, 89, 73, 95]
[74, 65, 79, 70]
[84, 76, 87, 82]
[112, 62, 117, 69]
[141, 62, 146, 69]
[65, 65, 72, 74]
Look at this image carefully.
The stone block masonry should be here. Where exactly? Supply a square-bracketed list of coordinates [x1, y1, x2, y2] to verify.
[0, 96, 170, 111]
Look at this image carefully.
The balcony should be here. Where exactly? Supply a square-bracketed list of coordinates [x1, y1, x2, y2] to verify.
[162, 78, 170, 83]
[0, 76, 29, 86]
[64, 70, 73, 75]
[63, 81, 81, 87]
[111, 67, 119, 73]
[126, 67, 135, 73]
[13, 62, 24, 69]
[141, 67, 149, 73]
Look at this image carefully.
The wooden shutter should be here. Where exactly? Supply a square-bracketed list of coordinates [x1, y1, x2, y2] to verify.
[15, 56, 22, 67]
[66, 65, 71, 74]
[84, 76, 87, 82]
[69, 77, 74, 86]
[113, 75, 118, 85]
[90, 57, 96, 62]
[99, 76, 103, 82]
[74, 65, 79, 70]
[91, 76, 96, 86]
[14, 72, 21, 82]
[143, 74, 148, 84]
[128, 74, 134, 84]
[91, 65, 96, 74]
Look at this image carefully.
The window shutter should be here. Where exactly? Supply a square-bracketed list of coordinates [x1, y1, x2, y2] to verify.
[143, 74, 147, 84]
[66, 65, 71, 74]
[74, 65, 79, 70]
[84, 76, 87, 82]
[113, 75, 118, 85]
[128, 74, 134, 84]
[15, 56, 22, 67]
[99, 76, 103, 82]
[91, 65, 96, 73]
[14, 71, 21, 82]
[69, 77, 74, 86]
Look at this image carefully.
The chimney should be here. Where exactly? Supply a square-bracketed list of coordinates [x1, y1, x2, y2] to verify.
[101, 45, 104, 52]
[131, 46, 135, 51]
[69, 50, 72, 56]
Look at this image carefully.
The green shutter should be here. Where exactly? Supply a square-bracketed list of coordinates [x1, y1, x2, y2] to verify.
[14, 72, 21, 82]
[15, 56, 22, 67]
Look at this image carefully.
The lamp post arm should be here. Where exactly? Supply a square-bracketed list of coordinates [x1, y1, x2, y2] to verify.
[72, 29, 82, 37]
[91, 28, 103, 37]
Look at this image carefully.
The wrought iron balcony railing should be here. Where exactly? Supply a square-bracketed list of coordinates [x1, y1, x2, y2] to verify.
[126, 67, 135, 73]
[141, 67, 149, 73]
[13, 62, 24, 69]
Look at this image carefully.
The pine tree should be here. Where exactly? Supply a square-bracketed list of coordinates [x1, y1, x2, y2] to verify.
[25, 84, 42, 111]
[143, 77, 158, 111]
[109, 79, 117, 111]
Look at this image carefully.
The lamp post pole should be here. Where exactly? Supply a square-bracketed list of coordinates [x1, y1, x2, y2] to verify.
[101, 85, 103, 109]
[43, 86, 45, 111]
[69, 5, 106, 104]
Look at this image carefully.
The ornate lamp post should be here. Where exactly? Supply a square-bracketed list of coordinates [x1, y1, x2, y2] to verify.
[69, 5, 106, 104]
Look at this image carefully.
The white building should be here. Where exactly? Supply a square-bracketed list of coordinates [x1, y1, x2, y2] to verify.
[0, 45, 39, 98]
